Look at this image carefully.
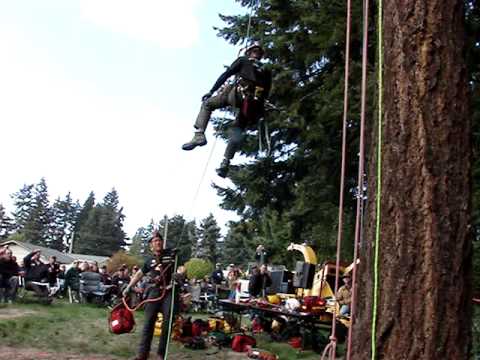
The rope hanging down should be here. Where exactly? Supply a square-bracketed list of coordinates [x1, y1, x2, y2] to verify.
[371, 0, 384, 356]
[346, 0, 370, 357]
[321, 0, 352, 357]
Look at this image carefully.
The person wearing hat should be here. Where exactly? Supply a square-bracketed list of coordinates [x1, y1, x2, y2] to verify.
[123, 231, 178, 360]
[210, 263, 224, 286]
[336, 273, 352, 316]
[182, 42, 272, 177]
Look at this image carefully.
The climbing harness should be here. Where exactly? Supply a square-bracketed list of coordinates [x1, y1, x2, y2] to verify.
[121, 262, 173, 312]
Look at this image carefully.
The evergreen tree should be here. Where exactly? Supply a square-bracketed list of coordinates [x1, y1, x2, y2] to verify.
[72, 192, 95, 253]
[197, 214, 222, 265]
[212, 0, 366, 264]
[129, 226, 151, 257]
[10, 183, 35, 238]
[0, 204, 14, 240]
[351, 0, 472, 358]
[75, 189, 127, 256]
[50, 193, 79, 252]
[220, 220, 257, 267]
[158, 215, 196, 265]
[11, 179, 52, 246]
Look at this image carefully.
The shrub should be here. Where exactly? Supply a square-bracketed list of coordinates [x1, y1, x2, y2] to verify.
[184, 258, 213, 280]
[107, 250, 143, 273]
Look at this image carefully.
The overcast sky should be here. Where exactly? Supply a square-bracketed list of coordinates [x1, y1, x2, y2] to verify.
[0, 0, 245, 237]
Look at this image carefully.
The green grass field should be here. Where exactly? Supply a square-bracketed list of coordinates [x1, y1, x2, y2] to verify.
[1, 296, 478, 359]
[0, 297, 325, 359]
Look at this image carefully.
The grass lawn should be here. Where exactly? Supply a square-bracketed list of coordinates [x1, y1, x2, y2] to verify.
[0, 296, 329, 359]
[2, 296, 477, 359]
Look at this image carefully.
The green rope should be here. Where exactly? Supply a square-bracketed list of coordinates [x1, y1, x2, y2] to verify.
[371, 0, 383, 357]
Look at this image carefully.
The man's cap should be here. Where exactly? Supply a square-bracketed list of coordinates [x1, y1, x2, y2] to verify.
[343, 273, 351, 279]
[148, 230, 164, 243]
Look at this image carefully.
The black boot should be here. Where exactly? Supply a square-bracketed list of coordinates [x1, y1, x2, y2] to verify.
[182, 132, 207, 151]
[216, 159, 230, 178]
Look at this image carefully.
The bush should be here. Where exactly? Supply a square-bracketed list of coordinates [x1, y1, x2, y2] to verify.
[184, 258, 213, 280]
[107, 250, 143, 273]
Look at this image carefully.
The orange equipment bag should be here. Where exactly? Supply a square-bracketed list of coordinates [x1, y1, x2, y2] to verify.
[109, 302, 135, 334]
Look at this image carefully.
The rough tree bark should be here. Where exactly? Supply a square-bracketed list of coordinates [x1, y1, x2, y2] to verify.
[351, 0, 472, 359]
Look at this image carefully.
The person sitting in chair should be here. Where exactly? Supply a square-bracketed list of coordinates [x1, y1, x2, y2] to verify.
[336, 273, 352, 316]
[23, 250, 51, 304]
[182, 42, 272, 178]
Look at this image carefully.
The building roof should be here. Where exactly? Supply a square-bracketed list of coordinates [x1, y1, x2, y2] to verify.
[0, 240, 109, 264]
[68, 253, 109, 265]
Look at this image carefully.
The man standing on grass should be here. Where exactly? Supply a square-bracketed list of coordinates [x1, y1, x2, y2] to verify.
[123, 231, 178, 360]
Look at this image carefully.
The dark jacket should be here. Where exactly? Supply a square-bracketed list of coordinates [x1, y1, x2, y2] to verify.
[210, 56, 272, 98]
[23, 252, 49, 282]
[211, 269, 224, 285]
[0, 258, 20, 277]
[65, 267, 80, 291]
[248, 271, 272, 298]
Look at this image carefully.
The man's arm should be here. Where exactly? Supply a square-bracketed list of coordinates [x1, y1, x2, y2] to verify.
[209, 57, 244, 94]
[123, 269, 144, 296]
[23, 251, 38, 268]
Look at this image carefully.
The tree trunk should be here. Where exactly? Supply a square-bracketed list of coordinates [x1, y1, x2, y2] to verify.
[351, 0, 472, 359]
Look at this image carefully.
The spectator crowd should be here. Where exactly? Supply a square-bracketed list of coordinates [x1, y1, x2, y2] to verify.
[0, 244, 273, 309]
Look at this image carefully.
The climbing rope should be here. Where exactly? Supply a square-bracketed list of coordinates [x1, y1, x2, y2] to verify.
[346, 0, 370, 358]
[371, 0, 383, 357]
[321, 0, 352, 358]
[191, 136, 218, 212]
[122, 263, 173, 313]
[164, 253, 179, 360]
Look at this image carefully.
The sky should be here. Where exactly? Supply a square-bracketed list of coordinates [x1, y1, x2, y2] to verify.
[0, 0, 246, 237]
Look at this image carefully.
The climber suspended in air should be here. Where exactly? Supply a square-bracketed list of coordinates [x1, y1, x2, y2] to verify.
[182, 42, 272, 178]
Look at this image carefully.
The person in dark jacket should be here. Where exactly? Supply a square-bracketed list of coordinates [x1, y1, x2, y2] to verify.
[248, 264, 272, 298]
[47, 256, 60, 287]
[123, 231, 178, 360]
[65, 260, 81, 302]
[211, 263, 224, 285]
[0, 246, 20, 303]
[182, 43, 272, 177]
[23, 250, 51, 302]
[255, 245, 268, 265]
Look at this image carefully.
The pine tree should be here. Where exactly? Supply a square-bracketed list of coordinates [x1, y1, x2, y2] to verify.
[10, 183, 35, 239]
[11, 179, 52, 246]
[351, 0, 472, 358]
[220, 220, 257, 267]
[75, 189, 127, 256]
[50, 193, 79, 252]
[158, 215, 197, 265]
[212, 0, 366, 263]
[73, 191, 95, 252]
[0, 204, 14, 240]
[196, 214, 222, 265]
[129, 226, 151, 257]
